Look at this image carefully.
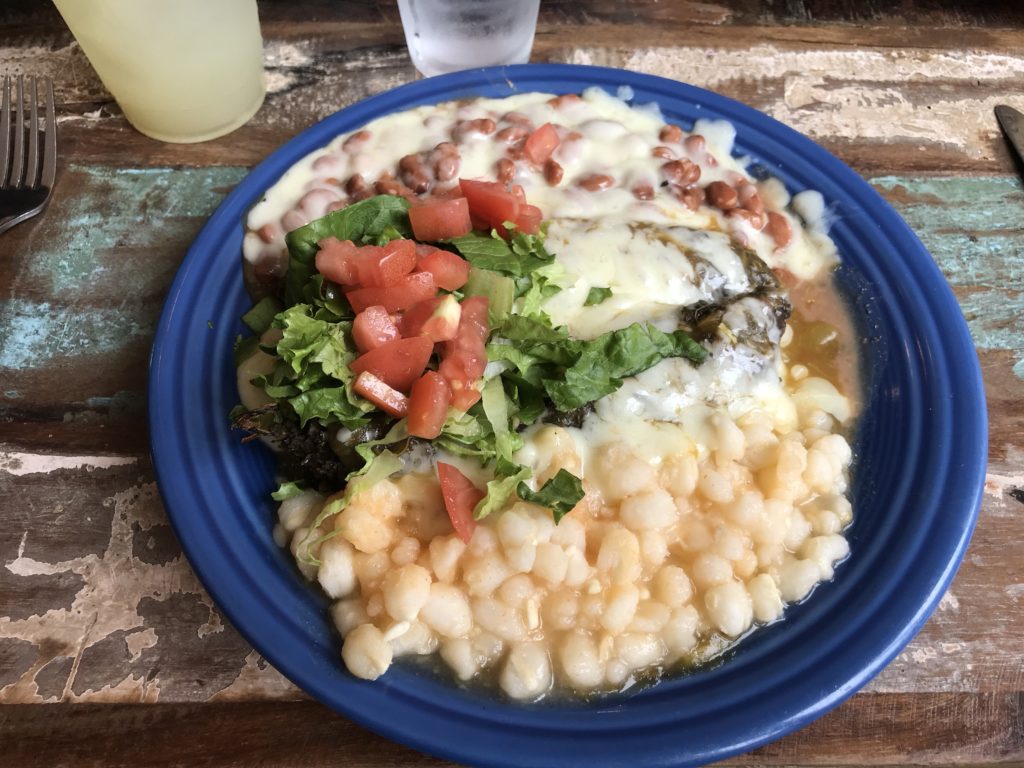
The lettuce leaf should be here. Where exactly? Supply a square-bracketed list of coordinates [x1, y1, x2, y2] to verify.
[517, 469, 585, 523]
[544, 323, 707, 411]
[474, 465, 532, 520]
[450, 228, 553, 277]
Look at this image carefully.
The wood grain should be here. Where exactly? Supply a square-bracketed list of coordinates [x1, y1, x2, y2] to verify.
[1, 1, 1022, 766]
[0, 693, 1021, 767]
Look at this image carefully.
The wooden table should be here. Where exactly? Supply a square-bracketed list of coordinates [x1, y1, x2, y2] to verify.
[2, 2, 1022, 765]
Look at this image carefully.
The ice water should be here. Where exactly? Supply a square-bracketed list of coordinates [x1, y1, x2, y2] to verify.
[398, 0, 541, 77]
[52, 0, 265, 143]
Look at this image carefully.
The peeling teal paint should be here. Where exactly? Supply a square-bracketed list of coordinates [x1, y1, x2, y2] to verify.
[0, 299, 151, 370]
[27, 164, 248, 295]
[870, 175, 1024, 377]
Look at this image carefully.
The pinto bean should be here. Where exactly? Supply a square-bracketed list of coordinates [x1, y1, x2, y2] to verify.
[344, 173, 368, 196]
[495, 158, 515, 184]
[736, 183, 763, 214]
[375, 173, 413, 198]
[452, 118, 496, 141]
[651, 145, 676, 160]
[548, 94, 582, 108]
[398, 153, 431, 193]
[256, 223, 280, 244]
[674, 185, 705, 211]
[684, 134, 706, 156]
[501, 111, 533, 126]
[632, 183, 655, 201]
[577, 174, 614, 192]
[342, 130, 371, 153]
[766, 211, 793, 248]
[431, 143, 461, 181]
[661, 159, 701, 187]
[544, 159, 564, 186]
[706, 181, 739, 210]
[727, 208, 766, 230]
[496, 125, 529, 144]
[659, 124, 684, 144]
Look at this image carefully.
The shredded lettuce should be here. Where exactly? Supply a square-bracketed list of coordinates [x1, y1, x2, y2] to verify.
[242, 296, 283, 335]
[474, 465, 532, 520]
[517, 469, 585, 523]
[270, 481, 305, 501]
[584, 286, 613, 306]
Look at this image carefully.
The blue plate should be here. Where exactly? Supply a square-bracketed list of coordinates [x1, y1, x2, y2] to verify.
[149, 64, 986, 767]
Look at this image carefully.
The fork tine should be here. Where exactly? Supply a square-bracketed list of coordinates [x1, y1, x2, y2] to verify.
[41, 78, 56, 191]
[10, 75, 25, 188]
[25, 77, 39, 188]
[0, 76, 10, 186]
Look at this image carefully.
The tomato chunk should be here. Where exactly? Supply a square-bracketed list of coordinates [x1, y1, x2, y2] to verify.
[402, 295, 461, 342]
[437, 462, 483, 543]
[514, 204, 542, 235]
[417, 247, 470, 291]
[353, 371, 408, 418]
[350, 336, 433, 392]
[459, 179, 520, 232]
[346, 271, 436, 313]
[353, 238, 417, 288]
[438, 296, 490, 409]
[523, 123, 560, 166]
[314, 237, 361, 286]
[352, 305, 400, 352]
[407, 371, 451, 439]
[409, 197, 472, 242]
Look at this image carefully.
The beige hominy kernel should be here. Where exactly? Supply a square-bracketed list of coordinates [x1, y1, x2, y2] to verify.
[596, 445, 658, 501]
[472, 597, 528, 641]
[353, 551, 391, 592]
[534, 542, 570, 584]
[597, 527, 642, 584]
[290, 527, 320, 580]
[748, 573, 784, 622]
[390, 536, 421, 566]
[463, 553, 514, 597]
[278, 489, 323, 533]
[620, 489, 677, 531]
[652, 565, 692, 608]
[691, 552, 733, 588]
[382, 564, 432, 621]
[317, 537, 357, 599]
[704, 580, 754, 637]
[601, 584, 640, 635]
[698, 465, 735, 504]
[330, 598, 369, 636]
[419, 582, 473, 638]
[440, 638, 477, 680]
[777, 556, 821, 602]
[629, 600, 671, 633]
[661, 453, 698, 498]
[428, 534, 465, 583]
[498, 573, 535, 607]
[615, 633, 667, 670]
[500, 642, 552, 700]
[388, 620, 439, 657]
[342, 624, 393, 680]
[661, 605, 700, 655]
[543, 587, 580, 631]
[559, 631, 604, 689]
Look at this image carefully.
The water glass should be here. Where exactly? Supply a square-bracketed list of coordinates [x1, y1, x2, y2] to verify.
[398, 0, 541, 78]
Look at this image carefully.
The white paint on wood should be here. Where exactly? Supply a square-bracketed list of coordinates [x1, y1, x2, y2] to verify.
[0, 451, 137, 477]
[569, 45, 1020, 160]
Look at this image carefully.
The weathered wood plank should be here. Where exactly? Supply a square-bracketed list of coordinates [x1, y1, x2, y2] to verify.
[0, 692, 1021, 767]
[2, 22, 1024, 173]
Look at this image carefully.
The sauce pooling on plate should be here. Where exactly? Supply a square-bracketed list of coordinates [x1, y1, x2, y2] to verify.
[236, 88, 859, 699]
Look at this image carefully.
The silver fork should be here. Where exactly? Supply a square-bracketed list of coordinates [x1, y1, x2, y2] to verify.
[0, 75, 57, 235]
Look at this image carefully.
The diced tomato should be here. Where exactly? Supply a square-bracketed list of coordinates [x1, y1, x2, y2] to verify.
[346, 271, 436, 313]
[458, 296, 490, 338]
[450, 384, 482, 412]
[399, 297, 441, 338]
[523, 123, 560, 166]
[459, 179, 520, 232]
[352, 305, 400, 352]
[409, 197, 473, 241]
[314, 237, 362, 286]
[514, 203, 543, 235]
[438, 296, 490, 409]
[353, 371, 409, 418]
[417, 247, 470, 291]
[350, 336, 433, 392]
[437, 462, 483, 543]
[415, 243, 440, 263]
[407, 371, 451, 439]
[353, 238, 417, 287]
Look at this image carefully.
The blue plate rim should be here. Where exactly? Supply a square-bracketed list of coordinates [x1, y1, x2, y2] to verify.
[149, 63, 986, 768]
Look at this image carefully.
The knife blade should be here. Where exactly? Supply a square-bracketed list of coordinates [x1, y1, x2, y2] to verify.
[995, 104, 1024, 166]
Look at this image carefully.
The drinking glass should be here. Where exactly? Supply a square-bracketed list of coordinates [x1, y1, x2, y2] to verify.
[52, 0, 266, 143]
[397, 0, 541, 78]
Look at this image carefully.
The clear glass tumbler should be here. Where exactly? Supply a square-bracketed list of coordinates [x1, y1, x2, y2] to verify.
[52, 0, 266, 143]
[397, 0, 541, 78]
